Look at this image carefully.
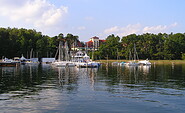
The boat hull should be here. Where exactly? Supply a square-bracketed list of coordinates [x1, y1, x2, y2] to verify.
[76, 62, 100, 68]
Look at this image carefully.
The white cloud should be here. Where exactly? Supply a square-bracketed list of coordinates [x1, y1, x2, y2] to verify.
[143, 25, 167, 33]
[0, 0, 68, 35]
[171, 22, 178, 27]
[104, 23, 178, 37]
[143, 23, 178, 33]
[104, 24, 142, 36]
[119, 24, 142, 36]
[104, 26, 119, 34]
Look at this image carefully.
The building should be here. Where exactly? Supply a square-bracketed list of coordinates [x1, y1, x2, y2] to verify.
[71, 41, 85, 51]
[71, 36, 106, 51]
[86, 36, 106, 50]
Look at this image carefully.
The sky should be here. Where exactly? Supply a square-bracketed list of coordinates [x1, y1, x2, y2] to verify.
[0, 0, 185, 41]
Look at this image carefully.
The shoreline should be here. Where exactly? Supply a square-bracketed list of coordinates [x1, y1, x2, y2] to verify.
[95, 60, 185, 64]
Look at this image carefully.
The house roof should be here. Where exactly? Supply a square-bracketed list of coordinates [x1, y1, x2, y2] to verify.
[100, 40, 106, 42]
[91, 36, 99, 39]
[76, 41, 84, 47]
[86, 41, 93, 47]
[86, 40, 93, 43]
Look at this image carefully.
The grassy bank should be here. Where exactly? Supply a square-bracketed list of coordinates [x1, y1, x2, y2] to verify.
[95, 59, 185, 64]
[150, 60, 185, 64]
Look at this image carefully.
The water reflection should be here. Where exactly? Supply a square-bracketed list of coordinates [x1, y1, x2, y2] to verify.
[0, 64, 54, 98]
[51, 66, 99, 93]
[139, 65, 151, 75]
[1, 63, 185, 94]
[0, 64, 185, 113]
[97, 64, 185, 94]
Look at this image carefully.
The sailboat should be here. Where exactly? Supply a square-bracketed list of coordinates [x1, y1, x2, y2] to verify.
[125, 44, 139, 66]
[52, 41, 67, 67]
[64, 41, 76, 67]
[52, 41, 75, 67]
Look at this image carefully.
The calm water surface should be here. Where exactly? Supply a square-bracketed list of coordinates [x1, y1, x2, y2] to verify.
[0, 63, 185, 113]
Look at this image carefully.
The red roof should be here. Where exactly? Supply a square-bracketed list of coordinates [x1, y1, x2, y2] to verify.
[86, 41, 93, 47]
[85, 38, 106, 48]
[100, 40, 106, 42]
[76, 41, 83, 47]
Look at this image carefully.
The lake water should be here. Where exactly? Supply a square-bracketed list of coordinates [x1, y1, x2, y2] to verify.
[0, 63, 185, 113]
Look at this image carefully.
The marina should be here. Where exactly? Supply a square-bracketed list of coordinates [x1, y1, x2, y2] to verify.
[0, 0, 185, 113]
[0, 0, 185, 112]
[0, 58, 20, 67]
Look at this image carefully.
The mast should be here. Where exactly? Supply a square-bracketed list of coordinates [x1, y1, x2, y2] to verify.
[58, 42, 60, 61]
[117, 48, 118, 62]
[134, 44, 136, 62]
[134, 43, 139, 61]
[30, 48, 33, 59]
[58, 41, 63, 61]
[55, 47, 59, 60]
[65, 41, 69, 61]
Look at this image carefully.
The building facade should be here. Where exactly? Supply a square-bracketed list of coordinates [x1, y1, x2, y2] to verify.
[86, 36, 106, 50]
[71, 36, 106, 51]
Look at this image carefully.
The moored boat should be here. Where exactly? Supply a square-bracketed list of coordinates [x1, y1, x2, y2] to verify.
[0, 58, 20, 67]
[52, 41, 76, 67]
[76, 62, 100, 68]
[73, 51, 101, 68]
[138, 59, 151, 65]
[125, 44, 139, 66]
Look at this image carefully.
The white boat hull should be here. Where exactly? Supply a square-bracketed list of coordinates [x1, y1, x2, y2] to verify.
[138, 60, 151, 65]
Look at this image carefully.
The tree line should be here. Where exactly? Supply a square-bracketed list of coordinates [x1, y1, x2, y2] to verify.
[0, 27, 185, 60]
[0, 27, 79, 59]
[95, 33, 185, 60]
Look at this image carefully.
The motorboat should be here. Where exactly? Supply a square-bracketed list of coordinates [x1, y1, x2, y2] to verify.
[138, 59, 151, 65]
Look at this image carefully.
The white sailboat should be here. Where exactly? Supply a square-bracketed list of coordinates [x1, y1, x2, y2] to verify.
[125, 44, 152, 66]
[138, 59, 151, 65]
[52, 41, 66, 67]
[125, 44, 139, 66]
[52, 41, 75, 67]
[64, 41, 76, 67]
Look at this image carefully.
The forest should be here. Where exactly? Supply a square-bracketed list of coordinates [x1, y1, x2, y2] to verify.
[0, 27, 79, 59]
[0, 27, 185, 60]
[95, 33, 185, 60]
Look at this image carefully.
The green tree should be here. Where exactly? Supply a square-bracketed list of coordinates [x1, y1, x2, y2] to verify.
[98, 34, 121, 59]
